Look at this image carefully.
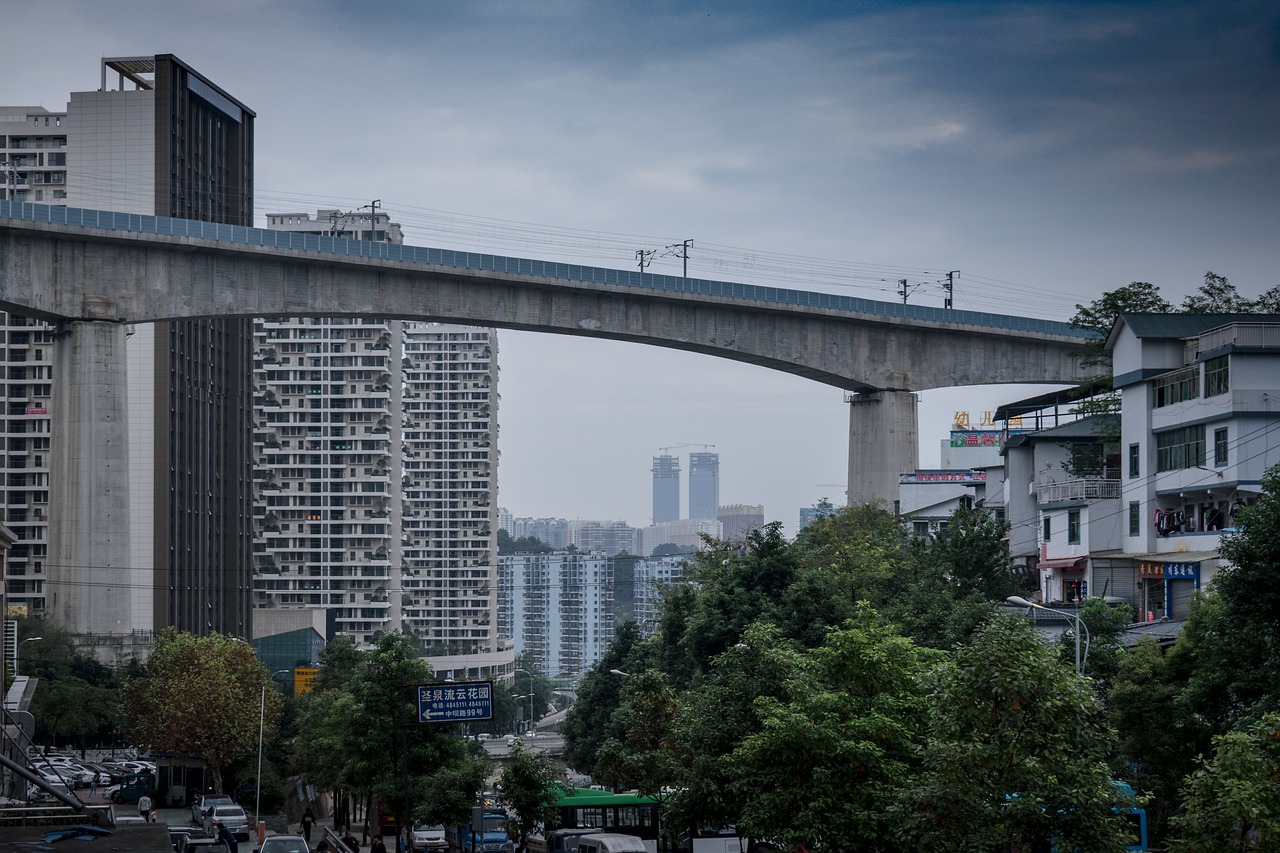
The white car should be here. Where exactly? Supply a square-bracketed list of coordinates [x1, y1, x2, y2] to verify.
[412, 826, 447, 850]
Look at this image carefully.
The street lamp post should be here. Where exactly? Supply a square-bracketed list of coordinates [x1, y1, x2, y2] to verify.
[257, 669, 291, 832]
[514, 668, 535, 734]
[15, 636, 42, 677]
[1007, 595, 1091, 676]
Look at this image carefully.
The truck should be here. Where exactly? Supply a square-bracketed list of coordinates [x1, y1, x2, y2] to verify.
[445, 807, 514, 853]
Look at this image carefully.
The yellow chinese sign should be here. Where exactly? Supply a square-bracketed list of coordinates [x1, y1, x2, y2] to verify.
[293, 666, 318, 697]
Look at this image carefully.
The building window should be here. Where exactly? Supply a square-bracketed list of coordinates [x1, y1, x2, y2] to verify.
[1214, 427, 1229, 467]
[1068, 510, 1081, 544]
[1128, 502, 1140, 536]
[1128, 443, 1140, 478]
[1204, 355, 1229, 397]
[1152, 366, 1200, 408]
[1156, 425, 1206, 472]
[1043, 516, 1051, 542]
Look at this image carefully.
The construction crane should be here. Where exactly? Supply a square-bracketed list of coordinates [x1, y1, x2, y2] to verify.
[658, 443, 716, 453]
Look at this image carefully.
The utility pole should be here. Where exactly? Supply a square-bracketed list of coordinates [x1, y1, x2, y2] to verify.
[899, 279, 909, 304]
[362, 198, 382, 241]
[945, 270, 958, 309]
[665, 239, 692, 283]
[637, 248, 656, 283]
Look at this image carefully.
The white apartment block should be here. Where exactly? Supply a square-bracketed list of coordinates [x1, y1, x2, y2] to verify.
[497, 552, 615, 679]
[251, 210, 500, 654]
[636, 518, 722, 558]
[633, 556, 689, 637]
[567, 520, 636, 556]
[0, 108, 66, 616]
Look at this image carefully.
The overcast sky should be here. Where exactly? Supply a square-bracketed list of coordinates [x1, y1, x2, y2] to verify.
[3, 1, 1278, 535]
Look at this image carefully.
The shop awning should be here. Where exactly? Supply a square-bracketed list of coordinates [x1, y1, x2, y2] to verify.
[1040, 556, 1087, 571]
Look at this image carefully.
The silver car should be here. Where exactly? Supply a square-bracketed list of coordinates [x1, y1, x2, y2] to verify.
[206, 804, 251, 841]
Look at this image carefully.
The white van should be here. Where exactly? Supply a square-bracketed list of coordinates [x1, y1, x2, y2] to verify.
[575, 834, 648, 853]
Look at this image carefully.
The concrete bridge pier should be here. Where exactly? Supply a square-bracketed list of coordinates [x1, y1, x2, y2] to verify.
[846, 389, 918, 509]
[46, 320, 134, 638]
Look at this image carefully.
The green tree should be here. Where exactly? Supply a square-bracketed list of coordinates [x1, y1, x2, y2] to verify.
[293, 631, 489, 833]
[1216, 464, 1280, 651]
[18, 617, 122, 748]
[1071, 281, 1171, 365]
[906, 614, 1132, 852]
[665, 623, 797, 841]
[1109, 638, 1198, 845]
[1068, 281, 1171, 433]
[121, 629, 283, 793]
[1168, 713, 1280, 851]
[497, 742, 569, 852]
[562, 622, 644, 777]
[1064, 597, 1133, 688]
[729, 607, 940, 851]
[926, 504, 1014, 601]
[1181, 271, 1254, 313]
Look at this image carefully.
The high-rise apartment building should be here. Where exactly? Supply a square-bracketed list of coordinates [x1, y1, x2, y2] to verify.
[498, 552, 614, 679]
[2, 56, 255, 657]
[251, 209, 500, 654]
[651, 454, 680, 523]
[688, 451, 720, 520]
[633, 556, 688, 637]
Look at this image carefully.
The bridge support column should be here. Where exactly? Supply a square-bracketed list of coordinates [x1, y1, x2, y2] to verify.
[47, 320, 133, 638]
[847, 389, 918, 509]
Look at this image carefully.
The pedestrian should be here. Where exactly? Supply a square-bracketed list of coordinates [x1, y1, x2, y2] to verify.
[137, 792, 153, 823]
[371, 835, 387, 853]
[216, 820, 240, 853]
[342, 829, 360, 852]
[89, 771, 100, 798]
[315, 842, 330, 853]
[301, 808, 315, 843]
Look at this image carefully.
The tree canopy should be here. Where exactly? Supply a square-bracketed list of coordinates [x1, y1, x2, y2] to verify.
[292, 631, 489, 831]
[121, 629, 282, 793]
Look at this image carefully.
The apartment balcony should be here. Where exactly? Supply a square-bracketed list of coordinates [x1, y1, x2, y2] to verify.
[1036, 478, 1121, 504]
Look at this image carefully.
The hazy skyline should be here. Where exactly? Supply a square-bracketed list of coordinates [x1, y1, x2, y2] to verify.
[3, 1, 1278, 534]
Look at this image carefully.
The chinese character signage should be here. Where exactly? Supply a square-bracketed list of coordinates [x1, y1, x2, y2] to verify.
[900, 470, 987, 484]
[418, 681, 493, 723]
[1164, 562, 1200, 580]
[949, 430, 1005, 448]
[293, 667, 318, 697]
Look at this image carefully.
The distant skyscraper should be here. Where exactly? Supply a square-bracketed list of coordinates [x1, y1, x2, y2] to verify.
[717, 504, 764, 541]
[651, 454, 680, 523]
[688, 452, 720, 520]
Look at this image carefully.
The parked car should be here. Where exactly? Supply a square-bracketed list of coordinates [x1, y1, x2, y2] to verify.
[193, 793, 235, 825]
[179, 838, 232, 853]
[169, 825, 209, 852]
[205, 804, 251, 841]
[412, 825, 447, 850]
[27, 780, 75, 803]
[258, 835, 310, 853]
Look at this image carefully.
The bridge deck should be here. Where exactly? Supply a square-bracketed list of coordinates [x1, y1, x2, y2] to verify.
[0, 200, 1089, 340]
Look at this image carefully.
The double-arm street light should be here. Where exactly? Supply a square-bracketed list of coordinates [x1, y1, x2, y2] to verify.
[1007, 595, 1091, 676]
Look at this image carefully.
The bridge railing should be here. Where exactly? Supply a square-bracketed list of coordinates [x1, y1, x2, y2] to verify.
[0, 200, 1092, 340]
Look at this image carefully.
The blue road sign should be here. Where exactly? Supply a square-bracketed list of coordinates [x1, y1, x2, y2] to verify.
[418, 681, 493, 723]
